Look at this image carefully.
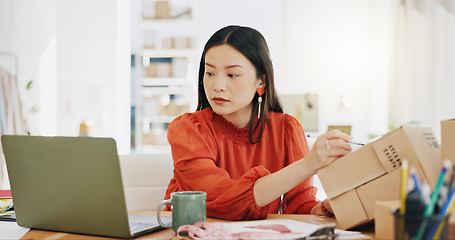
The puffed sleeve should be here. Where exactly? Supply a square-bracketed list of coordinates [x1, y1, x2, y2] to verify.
[165, 113, 272, 220]
[282, 114, 320, 214]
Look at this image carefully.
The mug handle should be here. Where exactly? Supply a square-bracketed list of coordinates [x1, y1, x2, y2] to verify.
[157, 199, 172, 228]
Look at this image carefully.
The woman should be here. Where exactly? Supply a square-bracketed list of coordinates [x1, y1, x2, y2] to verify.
[164, 25, 353, 220]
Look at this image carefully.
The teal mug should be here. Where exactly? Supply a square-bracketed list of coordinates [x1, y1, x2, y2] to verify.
[157, 191, 207, 232]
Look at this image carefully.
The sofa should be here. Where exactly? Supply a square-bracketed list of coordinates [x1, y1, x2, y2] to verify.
[118, 149, 327, 211]
[119, 152, 174, 211]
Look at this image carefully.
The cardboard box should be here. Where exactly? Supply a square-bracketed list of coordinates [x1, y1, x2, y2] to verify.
[376, 200, 453, 239]
[444, 120, 455, 239]
[317, 126, 441, 229]
[174, 37, 192, 49]
[145, 59, 173, 78]
[449, 213, 455, 240]
[155, 1, 170, 19]
[442, 119, 455, 164]
[374, 200, 399, 240]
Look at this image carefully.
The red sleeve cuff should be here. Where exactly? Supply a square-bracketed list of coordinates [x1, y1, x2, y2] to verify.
[206, 165, 272, 220]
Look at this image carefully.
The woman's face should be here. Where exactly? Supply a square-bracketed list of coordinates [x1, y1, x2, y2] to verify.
[204, 44, 264, 128]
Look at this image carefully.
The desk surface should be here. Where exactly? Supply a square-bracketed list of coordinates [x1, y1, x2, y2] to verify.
[21, 211, 374, 239]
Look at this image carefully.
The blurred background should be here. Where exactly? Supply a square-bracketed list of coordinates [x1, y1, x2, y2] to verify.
[0, 0, 454, 155]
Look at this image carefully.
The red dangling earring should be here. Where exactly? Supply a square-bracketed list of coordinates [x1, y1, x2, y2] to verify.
[256, 88, 265, 118]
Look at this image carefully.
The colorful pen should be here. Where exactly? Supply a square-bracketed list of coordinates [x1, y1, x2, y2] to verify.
[410, 167, 421, 195]
[398, 159, 408, 239]
[415, 160, 452, 240]
[424, 160, 451, 217]
[448, 165, 455, 191]
[428, 185, 455, 239]
[400, 159, 409, 215]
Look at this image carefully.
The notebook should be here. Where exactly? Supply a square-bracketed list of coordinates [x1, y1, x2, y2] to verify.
[1, 135, 171, 238]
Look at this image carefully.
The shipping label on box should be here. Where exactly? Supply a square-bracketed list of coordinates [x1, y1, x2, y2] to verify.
[317, 126, 441, 229]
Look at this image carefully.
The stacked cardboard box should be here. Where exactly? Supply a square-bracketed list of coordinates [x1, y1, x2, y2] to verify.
[374, 200, 399, 239]
[442, 120, 455, 239]
[317, 126, 441, 229]
[442, 120, 455, 165]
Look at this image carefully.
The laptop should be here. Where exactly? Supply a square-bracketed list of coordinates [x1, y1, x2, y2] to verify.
[1, 135, 171, 238]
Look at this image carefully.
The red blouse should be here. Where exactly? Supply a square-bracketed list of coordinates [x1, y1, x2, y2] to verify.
[164, 107, 319, 220]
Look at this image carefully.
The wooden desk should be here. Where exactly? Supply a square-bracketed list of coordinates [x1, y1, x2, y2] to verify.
[21, 211, 374, 239]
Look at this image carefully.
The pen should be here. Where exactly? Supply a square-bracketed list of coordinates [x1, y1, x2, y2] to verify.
[400, 159, 409, 215]
[427, 185, 455, 239]
[415, 159, 451, 240]
[398, 159, 408, 239]
[306, 135, 364, 146]
[421, 179, 432, 205]
[447, 165, 455, 191]
[424, 160, 451, 217]
[411, 167, 421, 195]
[405, 166, 426, 217]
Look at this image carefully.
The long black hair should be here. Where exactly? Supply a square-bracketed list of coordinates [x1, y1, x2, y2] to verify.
[197, 25, 283, 144]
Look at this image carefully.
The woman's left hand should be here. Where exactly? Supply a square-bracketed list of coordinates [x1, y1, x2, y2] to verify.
[310, 199, 334, 217]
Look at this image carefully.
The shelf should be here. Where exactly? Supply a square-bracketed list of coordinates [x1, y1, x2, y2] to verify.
[141, 18, 197, 29]
[142, 115, 178, 124]
[142, 77, 190, 86]
[142, 48, 194, 58]
[142, 86, 193, 96]
[133, 0, 200, 152]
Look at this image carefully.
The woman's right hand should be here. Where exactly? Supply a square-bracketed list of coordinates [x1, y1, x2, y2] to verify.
[254, 130, 354, 208]
[305, 130, 353, 173]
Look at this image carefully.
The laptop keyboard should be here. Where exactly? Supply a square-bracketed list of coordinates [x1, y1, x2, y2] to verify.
[128, 214, 171, 235]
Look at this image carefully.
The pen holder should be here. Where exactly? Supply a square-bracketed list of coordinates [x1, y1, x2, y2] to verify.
[394, 211, 449, 240]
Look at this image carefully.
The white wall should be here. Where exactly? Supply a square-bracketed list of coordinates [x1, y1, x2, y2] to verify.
[0, 0, 13, 67]
[282, 0, 392, 142]
[196, 0, 392, 142]
[199, 0, 285, 90]
[55, 0, 130, 153]
[1, 0, 393, 154]
[2, 0, 131, 154]
[193, 1, 393, 201]
[6, 0, 57, 137]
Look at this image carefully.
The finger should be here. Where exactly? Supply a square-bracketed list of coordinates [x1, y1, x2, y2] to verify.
[329, 139, 353, 152]
[327, 148, 352, 158]
[324, 139, 351, 153]
[314, 138, 331, 151]
[325, 129, 353, 142]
